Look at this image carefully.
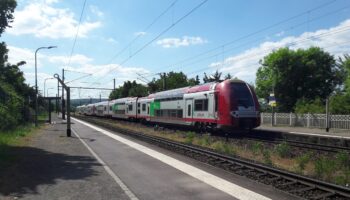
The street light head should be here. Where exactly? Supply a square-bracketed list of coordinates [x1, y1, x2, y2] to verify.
[47, 46, 57, 49]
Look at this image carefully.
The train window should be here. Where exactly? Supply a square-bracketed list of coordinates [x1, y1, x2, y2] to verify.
[142, 104, 146, 111]
[138, 109, 140, 114]
[128, 104, 133, 111]
[231, 83, 254, 108]
[138, 103, 140, 108]
[147, 106, 149, 114]
[110, 106, 112, 111]
[188, 105, 191, 116]
[177, 110, 183, 118]
[194, 99, 208, 111]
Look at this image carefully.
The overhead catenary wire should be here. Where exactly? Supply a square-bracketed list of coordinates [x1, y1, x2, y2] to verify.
[89, 0, 209, 87]
[142, 0, 338, 77]
[185, 26, 350, 76]
[175, 6, 350, 76]
[106, 0, 179, 64]
[66, 0, 88, 68]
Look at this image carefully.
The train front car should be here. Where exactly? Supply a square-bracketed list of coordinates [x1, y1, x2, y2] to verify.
[216, 79, 260, 130]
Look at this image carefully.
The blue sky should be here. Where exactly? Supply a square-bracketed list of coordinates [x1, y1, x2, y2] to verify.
[2, 0, 350, 99]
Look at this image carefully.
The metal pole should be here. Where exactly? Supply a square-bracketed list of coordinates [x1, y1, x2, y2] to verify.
[56, 93, 58, 113]
[34, 46, 57, 126]
[57, 79, 59, 114]
[271, 106, 274, 126]
[48, 99, 52, 124]
[62, 68, 65, 120]
[44, 79, 46, 98]
[34, 49, 39, 127]
[67, 87, 71, 137]
[326, 97, 330, 132]
[113, 78, 115, 90]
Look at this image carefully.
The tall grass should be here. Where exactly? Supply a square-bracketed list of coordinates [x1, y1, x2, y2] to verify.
[0, 124, 37, 166]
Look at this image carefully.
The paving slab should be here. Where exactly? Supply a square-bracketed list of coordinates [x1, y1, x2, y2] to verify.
[0, 115, 129, 200]
[72, 117, 296, 200]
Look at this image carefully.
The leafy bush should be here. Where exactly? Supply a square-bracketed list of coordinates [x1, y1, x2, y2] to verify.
[274, 142, 291, 158]
[185, 131, 196, 144]
[296, 152, 312, 172]
[294, 98, 325, 114]
[263, 150, 272, 166]
[0, 82, 24, 130]
[314, 156, 336, 180]
[211, 141, 235, 155]
[198, 134, 211, 146]
[330, 94, 350, 114]
[251, 142, 263, 155]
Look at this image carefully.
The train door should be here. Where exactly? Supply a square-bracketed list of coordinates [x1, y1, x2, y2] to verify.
[185, 99, 193, 125]
[147, 102, 150, 120]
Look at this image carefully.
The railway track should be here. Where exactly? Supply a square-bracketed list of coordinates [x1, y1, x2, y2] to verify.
[77, 114, 350, 154]
[74, 116, 350, 200]
[214, 132, 350, 154]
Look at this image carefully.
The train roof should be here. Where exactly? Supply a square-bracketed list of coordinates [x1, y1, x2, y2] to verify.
[109, 97, 136, 103]
[187, 82, 216, 93]
[151, 82, 217, 100]
[152, 86, 189, 100]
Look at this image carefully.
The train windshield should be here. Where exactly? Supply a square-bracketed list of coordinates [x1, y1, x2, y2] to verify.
[230, 83, 254, 108]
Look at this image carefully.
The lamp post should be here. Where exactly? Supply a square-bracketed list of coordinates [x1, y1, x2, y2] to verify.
[44, 77, 54, 97]
[35, 46, 57, 127]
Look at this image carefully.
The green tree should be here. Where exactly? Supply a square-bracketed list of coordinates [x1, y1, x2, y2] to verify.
[147, 71, 196, 92]
[0, 0, 36, 129]
[0, 0, 16, 36]
[224, 73, 232, 80]
[338, 54, 350, 94]
[188, 75, 200, 86]
[326, 55, 350, 114]
[109, 81, 148, 99]
[294, 98, 325, 114]
[329, 94, 350, 114]
[129, 83, 148, 97]
[203, 70, 222, 83]
[255, 47, 343, 112]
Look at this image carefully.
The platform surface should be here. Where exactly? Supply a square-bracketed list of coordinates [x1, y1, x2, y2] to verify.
[0, 114, 296, 200]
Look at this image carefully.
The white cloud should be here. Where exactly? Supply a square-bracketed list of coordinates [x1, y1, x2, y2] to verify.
[275, 31, 285, 37]
[65, 64, 149, 80]
[48, 54, 93, 66]
[89, 5, 104, 17]
[106, 37, 118, 44]
[157, 36, 207, 48]
[134, 31, 147, 37]
[209, 19, 350, 83]
[7, 46, 35, 69]
[7, 1, 101, 39]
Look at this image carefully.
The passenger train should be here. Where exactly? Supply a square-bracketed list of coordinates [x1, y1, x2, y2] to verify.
[76, 79, 261, 131]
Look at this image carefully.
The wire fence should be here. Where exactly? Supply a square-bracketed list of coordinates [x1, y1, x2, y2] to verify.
[261, 112, 350, 130]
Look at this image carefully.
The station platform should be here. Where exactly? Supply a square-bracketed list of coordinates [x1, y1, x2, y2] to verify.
[257, 125, 350, 139]
[254, 125, 350, 147]
[0, 114, 130, 200]
[0, 114, 296, 199]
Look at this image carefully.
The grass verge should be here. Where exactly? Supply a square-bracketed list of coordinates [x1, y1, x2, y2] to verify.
[0, 124, 39, 167]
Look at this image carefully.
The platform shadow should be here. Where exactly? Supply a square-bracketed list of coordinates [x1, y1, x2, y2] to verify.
[0, 144, 101, 197]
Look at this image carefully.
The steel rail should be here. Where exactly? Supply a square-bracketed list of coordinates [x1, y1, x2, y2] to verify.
[80, 115, 350, 153]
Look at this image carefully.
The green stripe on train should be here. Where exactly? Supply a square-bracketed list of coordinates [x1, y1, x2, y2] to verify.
[112, 104, 118, 113]
[150, 101, 160, 116]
